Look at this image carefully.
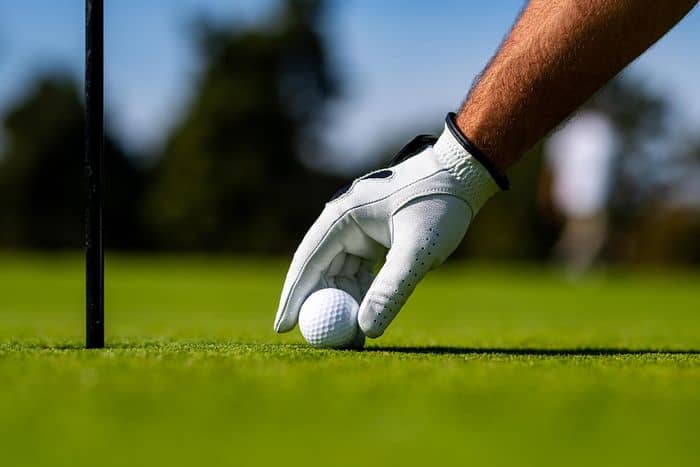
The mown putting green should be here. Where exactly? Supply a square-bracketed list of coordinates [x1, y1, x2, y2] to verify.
[1, 254, 699, 467]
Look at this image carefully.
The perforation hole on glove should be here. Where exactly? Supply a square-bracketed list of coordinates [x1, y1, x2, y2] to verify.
[376, 227, 442, 326]
[415, 231, 440, 275]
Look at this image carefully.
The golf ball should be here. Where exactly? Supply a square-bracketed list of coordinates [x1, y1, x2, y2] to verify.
[298, 288, 363, 348]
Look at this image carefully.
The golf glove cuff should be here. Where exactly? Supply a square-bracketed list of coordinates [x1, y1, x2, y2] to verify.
[433, 120, 500, 211]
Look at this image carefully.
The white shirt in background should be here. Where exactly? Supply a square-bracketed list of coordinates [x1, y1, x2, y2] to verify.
[544, 111, 618, 217]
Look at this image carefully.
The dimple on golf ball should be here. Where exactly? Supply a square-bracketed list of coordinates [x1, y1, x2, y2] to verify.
[298, 288, 362, 348]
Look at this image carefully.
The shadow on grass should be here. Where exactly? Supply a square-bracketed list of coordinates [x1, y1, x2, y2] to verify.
[366, 346, 700, 356]
[7, 342, 700, 356]
[2, 341, 203, 351]
[4, 341, 311, 351]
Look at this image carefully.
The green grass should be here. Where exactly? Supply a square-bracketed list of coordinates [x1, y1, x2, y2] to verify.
[1, 254, 699, 466]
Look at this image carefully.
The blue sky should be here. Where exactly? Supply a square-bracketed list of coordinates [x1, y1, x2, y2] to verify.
[2, 1, 700, 171]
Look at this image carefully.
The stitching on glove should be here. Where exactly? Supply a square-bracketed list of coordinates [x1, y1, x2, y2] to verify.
[359, 169, 394, 181]
[391, 189, 474, 224]
[326, 165, 442, 206]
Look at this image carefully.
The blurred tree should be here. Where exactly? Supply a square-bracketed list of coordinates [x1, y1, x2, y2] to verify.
[628, 134, 700, 265]
[0, 75, 147, 249]
[147, 0, 343, 251]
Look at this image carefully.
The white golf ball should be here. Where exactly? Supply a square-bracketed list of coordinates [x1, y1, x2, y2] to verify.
[298, 288, 363, 348]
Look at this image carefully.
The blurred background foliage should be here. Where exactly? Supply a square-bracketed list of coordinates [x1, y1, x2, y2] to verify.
[147, 0, 343, 252]
[0, 0, 699, 264]
[0, 76, 146, 250]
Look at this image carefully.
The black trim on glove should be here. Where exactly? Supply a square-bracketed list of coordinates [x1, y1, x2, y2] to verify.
[389, 135, 438, 166]
[330, 135, 438, 202]
[445, 112, 510, 190]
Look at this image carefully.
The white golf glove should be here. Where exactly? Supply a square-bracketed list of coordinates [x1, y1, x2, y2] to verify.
[274, 113, 509, 338]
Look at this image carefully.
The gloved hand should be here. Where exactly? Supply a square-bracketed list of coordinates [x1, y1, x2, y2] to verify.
[274, 113, 508, 339]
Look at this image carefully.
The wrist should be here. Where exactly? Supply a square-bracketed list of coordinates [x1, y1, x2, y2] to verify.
[433, 115, 505, 213]
[444, 112, 510, 190]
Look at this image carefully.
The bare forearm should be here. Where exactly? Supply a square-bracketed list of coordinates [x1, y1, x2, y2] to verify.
[457, 0, 697, 171]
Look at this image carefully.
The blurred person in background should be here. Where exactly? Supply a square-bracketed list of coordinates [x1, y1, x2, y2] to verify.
[276, 0, 699, 340]
[543, 111, 619, 275]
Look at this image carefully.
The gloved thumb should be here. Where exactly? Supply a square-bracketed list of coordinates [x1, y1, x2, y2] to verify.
[358, 195, 472, 338]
